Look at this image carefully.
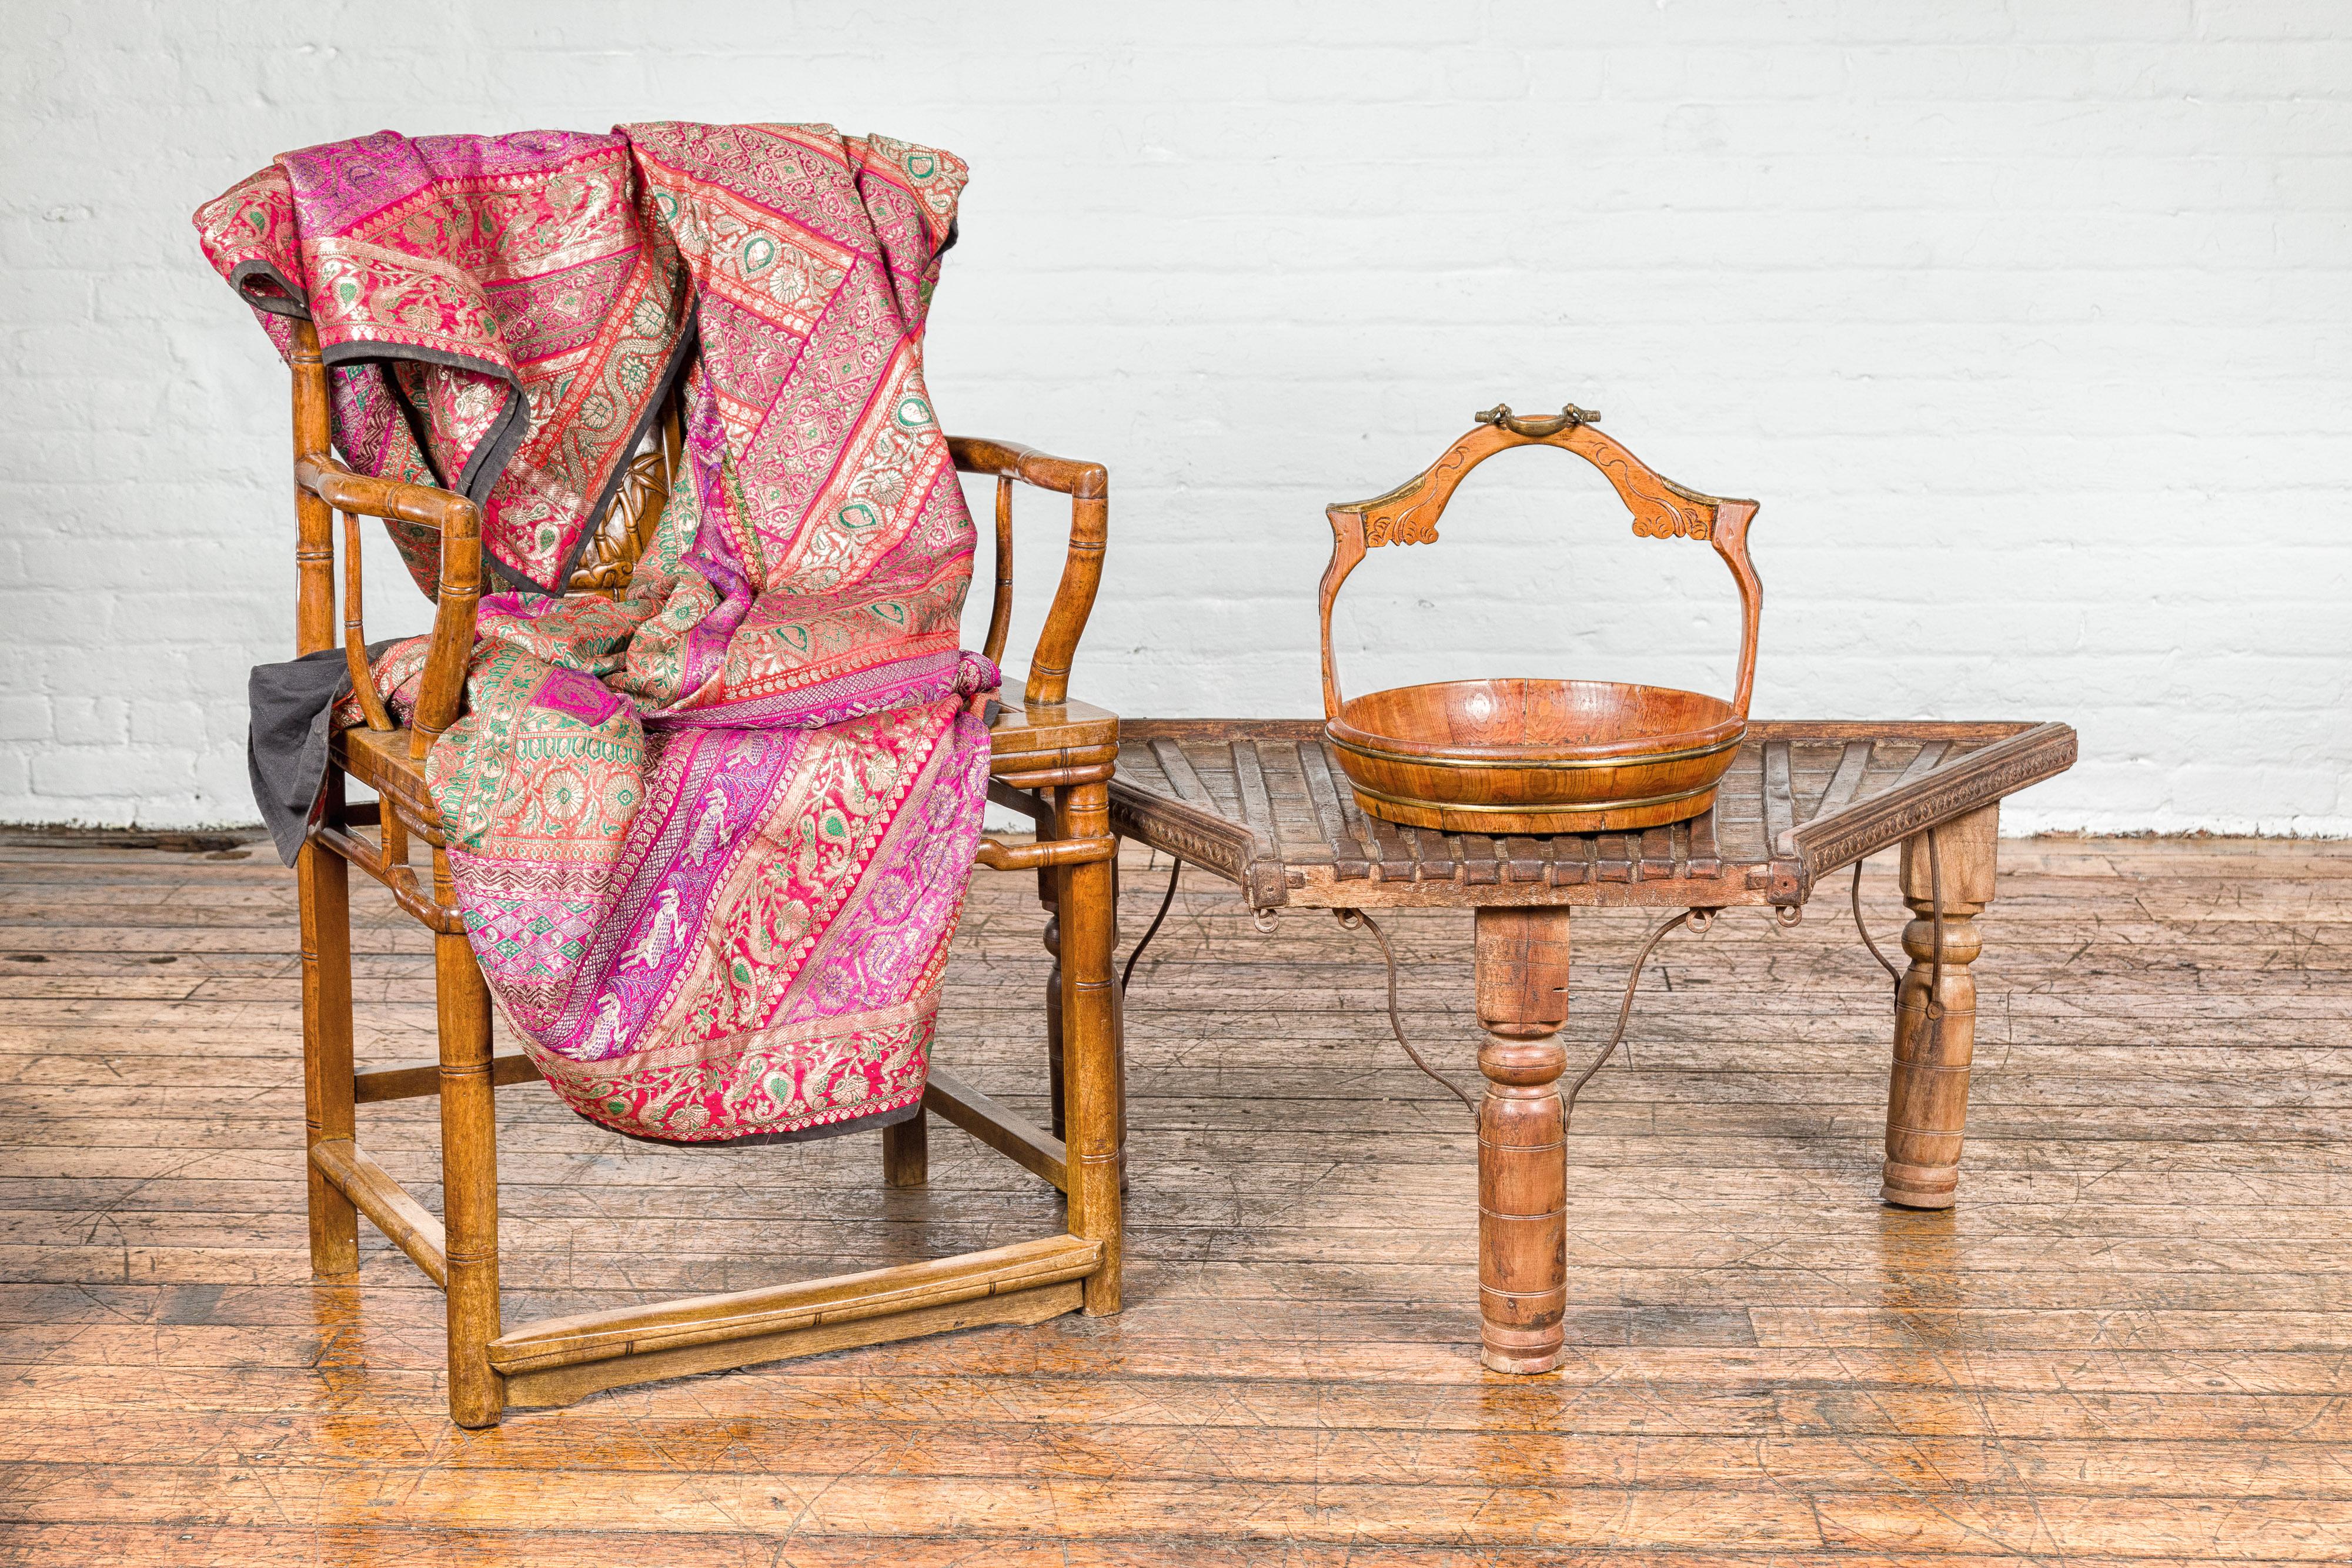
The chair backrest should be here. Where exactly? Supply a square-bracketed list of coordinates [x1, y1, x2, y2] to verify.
[292, 317, 1104, 717]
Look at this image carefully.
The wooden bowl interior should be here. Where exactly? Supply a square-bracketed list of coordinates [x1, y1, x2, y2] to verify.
[1339, 678, 1738, 758]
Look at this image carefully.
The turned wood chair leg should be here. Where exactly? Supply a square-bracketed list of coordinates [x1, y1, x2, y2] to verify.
[1107, 851, 1125, 1164]
[882, 1111, 928, 1188]
[297, 807, 359, 1278]
[1057, 781, 1124, 1315]
[1044, 902, 1065, 1144]
[434, 850, 505, 1429]
[1882, 803, 1999, 1210]
[1110, 927, 1127, 1183]
[1473, 905, 1572, 1375]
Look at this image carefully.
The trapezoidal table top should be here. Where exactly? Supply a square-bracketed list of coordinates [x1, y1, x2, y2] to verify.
[1099, 718, 2077, 912]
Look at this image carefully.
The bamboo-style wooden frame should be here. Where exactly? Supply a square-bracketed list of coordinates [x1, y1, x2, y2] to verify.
[284, 319, 1122, 1427]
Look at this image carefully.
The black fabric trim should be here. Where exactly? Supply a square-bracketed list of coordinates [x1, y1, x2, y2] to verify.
[318, 338, 545, 589]
[563, 1092, 921, 1150]
[229, 259, 310, 320]
[452, 370, 532, 507]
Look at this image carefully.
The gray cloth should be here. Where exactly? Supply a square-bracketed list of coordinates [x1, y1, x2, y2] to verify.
[247, 644, 391, 865]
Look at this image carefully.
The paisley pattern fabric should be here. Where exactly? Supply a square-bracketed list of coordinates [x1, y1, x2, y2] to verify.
[195, 129, 692, 592]
[198, 125, 993, 1144]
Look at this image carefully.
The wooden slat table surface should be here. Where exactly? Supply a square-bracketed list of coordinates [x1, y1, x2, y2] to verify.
[1109, 718, 2079, 911]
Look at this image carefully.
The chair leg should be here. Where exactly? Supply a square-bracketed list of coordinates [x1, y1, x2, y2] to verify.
[1038, 841, 1065, 1143]
[434, 850, 505, 1429]
[297, 825, 358, 1277]
[1108, 852, 1126, 1168]
[1055, 781, 1124, 1315]
[1044, 911, 1065, 1142]
[883, 1110, 928, 1188]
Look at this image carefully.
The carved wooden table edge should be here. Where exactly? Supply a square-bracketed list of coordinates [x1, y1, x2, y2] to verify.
[1105, 715, 2079, 1376]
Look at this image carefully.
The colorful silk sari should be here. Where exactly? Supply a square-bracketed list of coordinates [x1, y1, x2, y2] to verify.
[195, 125, 995, 1144]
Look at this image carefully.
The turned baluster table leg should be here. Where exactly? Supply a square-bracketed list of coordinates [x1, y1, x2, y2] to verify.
[1882, 802, 1999, 1210]
[1473, 905, 1572, 1374]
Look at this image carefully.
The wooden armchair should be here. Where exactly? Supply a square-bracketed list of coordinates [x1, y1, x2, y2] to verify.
[282, 320, 1123, 1427]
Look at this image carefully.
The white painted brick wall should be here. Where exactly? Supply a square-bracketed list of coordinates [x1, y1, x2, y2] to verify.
[2, 1, 2345, 833]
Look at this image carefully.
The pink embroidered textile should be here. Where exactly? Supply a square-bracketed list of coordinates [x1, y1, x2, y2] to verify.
[196, 125, 995, 1144]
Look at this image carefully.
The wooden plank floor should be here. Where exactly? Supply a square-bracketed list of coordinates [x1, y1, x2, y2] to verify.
[0, 833, 2347, 1564]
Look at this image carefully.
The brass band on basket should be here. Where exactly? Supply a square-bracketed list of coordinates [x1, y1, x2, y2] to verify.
[1325, 727, 1745, 773]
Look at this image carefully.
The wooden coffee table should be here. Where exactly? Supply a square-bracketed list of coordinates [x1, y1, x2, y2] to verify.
[1095, 717, 2077, 1373]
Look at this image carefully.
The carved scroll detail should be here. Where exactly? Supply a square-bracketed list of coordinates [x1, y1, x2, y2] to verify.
[1586, 447, 1713, 540]
[1365, 505, 1439, 547]
[1359, 446, 1474, 547]
[567, 402, 683, 598]
[567, 445, 669, 596]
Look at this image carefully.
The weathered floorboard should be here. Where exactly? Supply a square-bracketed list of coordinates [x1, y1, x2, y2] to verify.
[0, 833, 2346, 1564]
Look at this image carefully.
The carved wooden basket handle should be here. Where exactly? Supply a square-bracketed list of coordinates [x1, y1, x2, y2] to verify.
[1317, 404, 1762, 723]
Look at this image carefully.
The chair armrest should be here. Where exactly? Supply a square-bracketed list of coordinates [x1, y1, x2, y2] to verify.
[296, 453, 483, 761]
[297, 453, 479, 531]
[947, 436, 1107, 710]
[945, 437, 1108, 501]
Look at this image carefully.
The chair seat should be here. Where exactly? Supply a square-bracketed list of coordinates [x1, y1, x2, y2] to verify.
[332, 725, 440, 835]
[987, 696, 1118, 777]
[333, 698, 1120, 831]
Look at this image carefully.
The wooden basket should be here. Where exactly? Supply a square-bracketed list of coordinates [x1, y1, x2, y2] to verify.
[1318, 404, 1762, 837]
